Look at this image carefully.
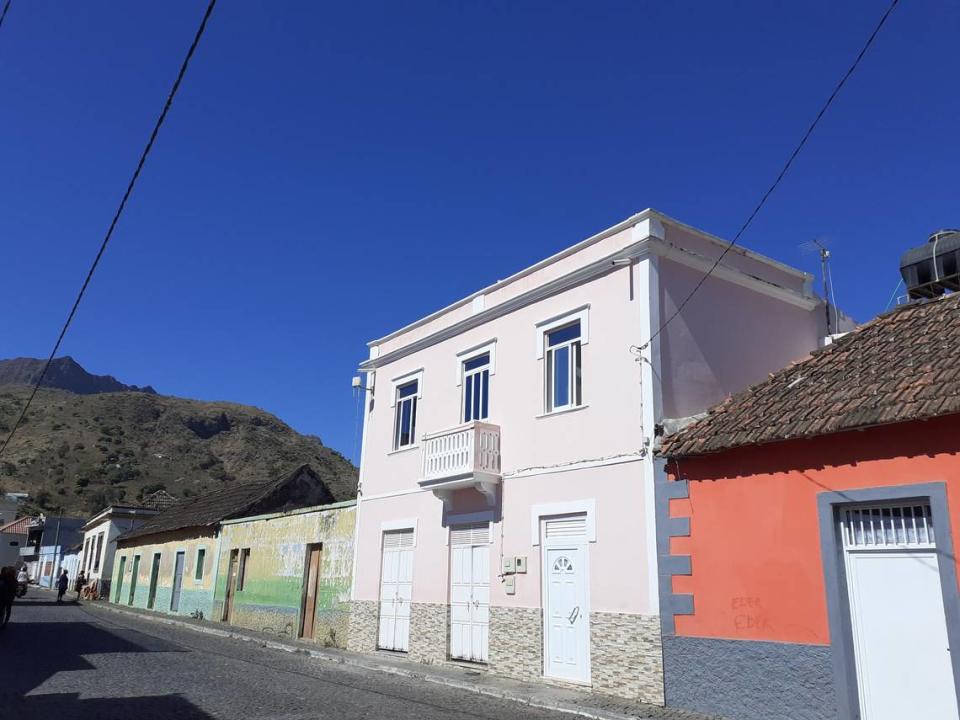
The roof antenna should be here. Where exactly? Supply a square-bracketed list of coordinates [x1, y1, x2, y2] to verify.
[800, 237, 837, 335]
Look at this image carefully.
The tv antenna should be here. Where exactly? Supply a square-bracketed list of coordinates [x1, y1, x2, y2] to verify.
[800, 237, 839, 335]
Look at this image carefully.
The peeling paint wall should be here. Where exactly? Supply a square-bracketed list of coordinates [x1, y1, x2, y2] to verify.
[111, 529, 218, 619]
[212, 502, 355, 648]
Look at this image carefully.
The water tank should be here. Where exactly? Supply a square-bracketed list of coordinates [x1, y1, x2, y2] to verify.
[899, 229, 960, 299]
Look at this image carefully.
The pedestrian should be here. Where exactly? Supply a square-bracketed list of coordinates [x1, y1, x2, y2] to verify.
[0, 567, 15, 627]
[56, 569, 69, 603]
[75, 570, 86, 600]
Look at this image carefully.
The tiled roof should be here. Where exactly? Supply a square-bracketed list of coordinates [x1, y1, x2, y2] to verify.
[118, 464, 326, 542]
[661, 294, 960, 458]
[0, 516, 33, 535]
[140, 489, 179, 511]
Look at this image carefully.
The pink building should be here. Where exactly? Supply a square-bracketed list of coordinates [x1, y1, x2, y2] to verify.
[347, 209, 828, 701]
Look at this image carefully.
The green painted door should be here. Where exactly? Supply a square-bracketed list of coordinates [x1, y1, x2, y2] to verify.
[128, 556, 140, 605]
[115, 556, 126, 602]
[147, 553, 162, 609]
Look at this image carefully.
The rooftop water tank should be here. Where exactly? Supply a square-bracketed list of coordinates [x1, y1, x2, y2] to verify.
[900, 229, 960, 299]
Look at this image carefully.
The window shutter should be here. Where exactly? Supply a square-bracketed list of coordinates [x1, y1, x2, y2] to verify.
[383, 529, 415, 549]
[543, 514, 587, 540]
[450, 523, 491, 546]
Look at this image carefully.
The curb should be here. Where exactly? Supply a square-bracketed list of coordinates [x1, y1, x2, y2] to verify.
[84, 602, 649, 720]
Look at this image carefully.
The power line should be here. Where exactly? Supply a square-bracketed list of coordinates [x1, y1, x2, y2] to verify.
[0, 0, 217, 459]
[0, 0, 12, 34]
[634, 0, 899, 354]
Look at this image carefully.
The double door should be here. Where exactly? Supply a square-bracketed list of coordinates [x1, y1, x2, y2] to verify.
[450, 524, 490, 663]
[378, 530, 414, 651]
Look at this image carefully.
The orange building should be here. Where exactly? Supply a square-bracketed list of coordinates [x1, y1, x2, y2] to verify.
[658, 294, 960, 720]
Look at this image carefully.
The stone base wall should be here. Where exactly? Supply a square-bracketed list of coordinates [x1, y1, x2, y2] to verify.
[409, 602, 448, 663]
[591, 612, 664, 703]
[488, 606, 542, 681]
[347, 600, 379, 653]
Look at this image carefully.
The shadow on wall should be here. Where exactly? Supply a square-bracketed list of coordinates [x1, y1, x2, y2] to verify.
[0, 618, 214, 720]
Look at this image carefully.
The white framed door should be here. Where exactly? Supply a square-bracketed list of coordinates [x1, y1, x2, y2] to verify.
[378, 529, 414, 652]
[842, 504, 959, 720]
[450, 523, 490, 663]
[541, 515, 590, 684]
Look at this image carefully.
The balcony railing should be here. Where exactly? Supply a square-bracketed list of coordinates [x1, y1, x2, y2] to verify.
[419, 422, 501, 507]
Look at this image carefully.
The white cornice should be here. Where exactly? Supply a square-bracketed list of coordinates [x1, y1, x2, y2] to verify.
[358, 233, 817, 372]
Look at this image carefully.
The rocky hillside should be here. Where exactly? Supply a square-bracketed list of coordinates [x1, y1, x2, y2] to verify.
[0, 366, 357, 516]
[0, 357, 157, 395]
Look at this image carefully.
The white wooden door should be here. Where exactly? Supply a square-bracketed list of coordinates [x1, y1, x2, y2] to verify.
[450, 524, 490, 662]
[542, 515, 590, 683]
[842, 504, 959, 720]
[378, 529, 414, 652]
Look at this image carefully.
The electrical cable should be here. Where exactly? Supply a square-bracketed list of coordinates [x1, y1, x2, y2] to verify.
[0, 0, 12, 34]
[0, 0, 217, 459]
[633, 0, 900, 354]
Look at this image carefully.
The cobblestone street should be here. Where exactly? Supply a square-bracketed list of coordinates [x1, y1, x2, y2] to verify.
[1, 592, 578, 720]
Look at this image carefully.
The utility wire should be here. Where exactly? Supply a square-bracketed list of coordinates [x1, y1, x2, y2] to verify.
[0, 0, 12, 34]
[0, 0, 217, 459]
[634, 0, 899, 354]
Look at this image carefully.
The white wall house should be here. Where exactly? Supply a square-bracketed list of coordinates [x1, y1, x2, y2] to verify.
[347, 209, 829, 702]
[80, 505, 160, 596]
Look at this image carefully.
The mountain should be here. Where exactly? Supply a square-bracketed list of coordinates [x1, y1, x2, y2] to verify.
[0, 360, 357, 516]
[0, 357, 157, 395]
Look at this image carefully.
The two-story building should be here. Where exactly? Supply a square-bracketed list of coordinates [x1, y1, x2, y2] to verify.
[347, 208, 834, 701]
[79, 504, 161, 599]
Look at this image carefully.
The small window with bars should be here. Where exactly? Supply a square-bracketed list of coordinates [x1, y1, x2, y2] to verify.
[840, 503, 935, 549]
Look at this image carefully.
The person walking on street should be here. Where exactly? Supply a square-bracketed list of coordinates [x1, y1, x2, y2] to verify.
[56, 569, 69, 603]
[0, 567, 15, 627]
[75, 570, 86, 600]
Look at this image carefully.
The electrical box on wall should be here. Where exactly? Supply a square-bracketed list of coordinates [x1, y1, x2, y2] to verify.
[504, 575, 516, 594]
[502, 556, 516, 574]
[515, 556, 527, 573]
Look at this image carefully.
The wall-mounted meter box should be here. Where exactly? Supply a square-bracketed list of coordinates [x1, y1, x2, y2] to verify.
[502, 556, 516, 574]
[515, 556, 528, 574]
[504, 575, 516, 594]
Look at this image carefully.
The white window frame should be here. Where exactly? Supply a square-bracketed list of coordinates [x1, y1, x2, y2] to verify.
[535, 306, 589, 360]
[531, 499, 597, 545]
[460, 353, 492, 423]
[390, 369, 423, 451]
[194, 546, 207, 584]
[543, 320, 583, 413]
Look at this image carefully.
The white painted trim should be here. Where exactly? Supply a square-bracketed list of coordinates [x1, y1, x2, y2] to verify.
[386, 443, 419, 456]
[636, 256, 662, 614]
[390, 368, 424, 407]
[455, 339, 497, 386]
[531, 499, 597, 545]
[380, 519, 418, 548]
[535, 404, 590, 420]
[535, 305, 590, 360]
[361, 486, 426, 502]
[194, 545, 207, 585]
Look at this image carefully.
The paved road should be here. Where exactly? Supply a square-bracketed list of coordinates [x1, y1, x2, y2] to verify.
[1, 591, 572, 720]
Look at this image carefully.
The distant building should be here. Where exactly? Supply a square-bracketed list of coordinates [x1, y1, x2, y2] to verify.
[0, 515, 32, 569]
[0, 492, 28, 527]
[79, 504, 160, 599]
[112, 464, 335, 620]
[21, 514, 86, 588]
[140, 489, 179, 512]
[659, 294, 960, 720]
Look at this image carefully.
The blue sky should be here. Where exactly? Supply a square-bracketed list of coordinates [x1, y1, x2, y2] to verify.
[0, 1, 957, 462]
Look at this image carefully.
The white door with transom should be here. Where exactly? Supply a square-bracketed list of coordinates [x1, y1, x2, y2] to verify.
[378, 529, 414, 652]
[841, 503, 959, 720]
[542, 515, 590, 683]
[450, 523, 490, 662]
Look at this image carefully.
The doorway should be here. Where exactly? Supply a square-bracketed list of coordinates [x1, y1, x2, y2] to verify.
[170, 551, 185, 612]
[378, 529, 414, 651]
[147, 553, 161, 609]
[222, 548, 239, 622]
[449, 523, 490, 663]
[299, 544, 323, 639]
[841, 503, 959, 719]
[115, 556, 126, 603]
[541, 514, 590, 684]
[128, 555, 140, 605]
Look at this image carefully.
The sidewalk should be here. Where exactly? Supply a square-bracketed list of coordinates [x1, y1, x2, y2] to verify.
[81, 599, 721, 720]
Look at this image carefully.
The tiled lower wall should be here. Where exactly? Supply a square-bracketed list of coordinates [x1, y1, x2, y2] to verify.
[349, 601, 664, 702]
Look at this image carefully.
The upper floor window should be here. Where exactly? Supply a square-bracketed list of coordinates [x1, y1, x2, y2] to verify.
[394, 380, 419, 449]
[545, 320, 582, 412]
[462, 353, 490, 422]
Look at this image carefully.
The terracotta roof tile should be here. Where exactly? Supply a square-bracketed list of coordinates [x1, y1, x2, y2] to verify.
[661, 294, 960, 458]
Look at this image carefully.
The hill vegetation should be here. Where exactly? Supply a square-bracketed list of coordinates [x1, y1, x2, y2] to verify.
[0, 363, 357, 516]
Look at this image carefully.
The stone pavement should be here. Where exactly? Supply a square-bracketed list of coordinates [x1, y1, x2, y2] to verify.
[79, 594, 722, 720]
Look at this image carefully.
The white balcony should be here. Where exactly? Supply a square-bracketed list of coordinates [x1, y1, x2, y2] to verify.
[418, 421, 501, 509]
